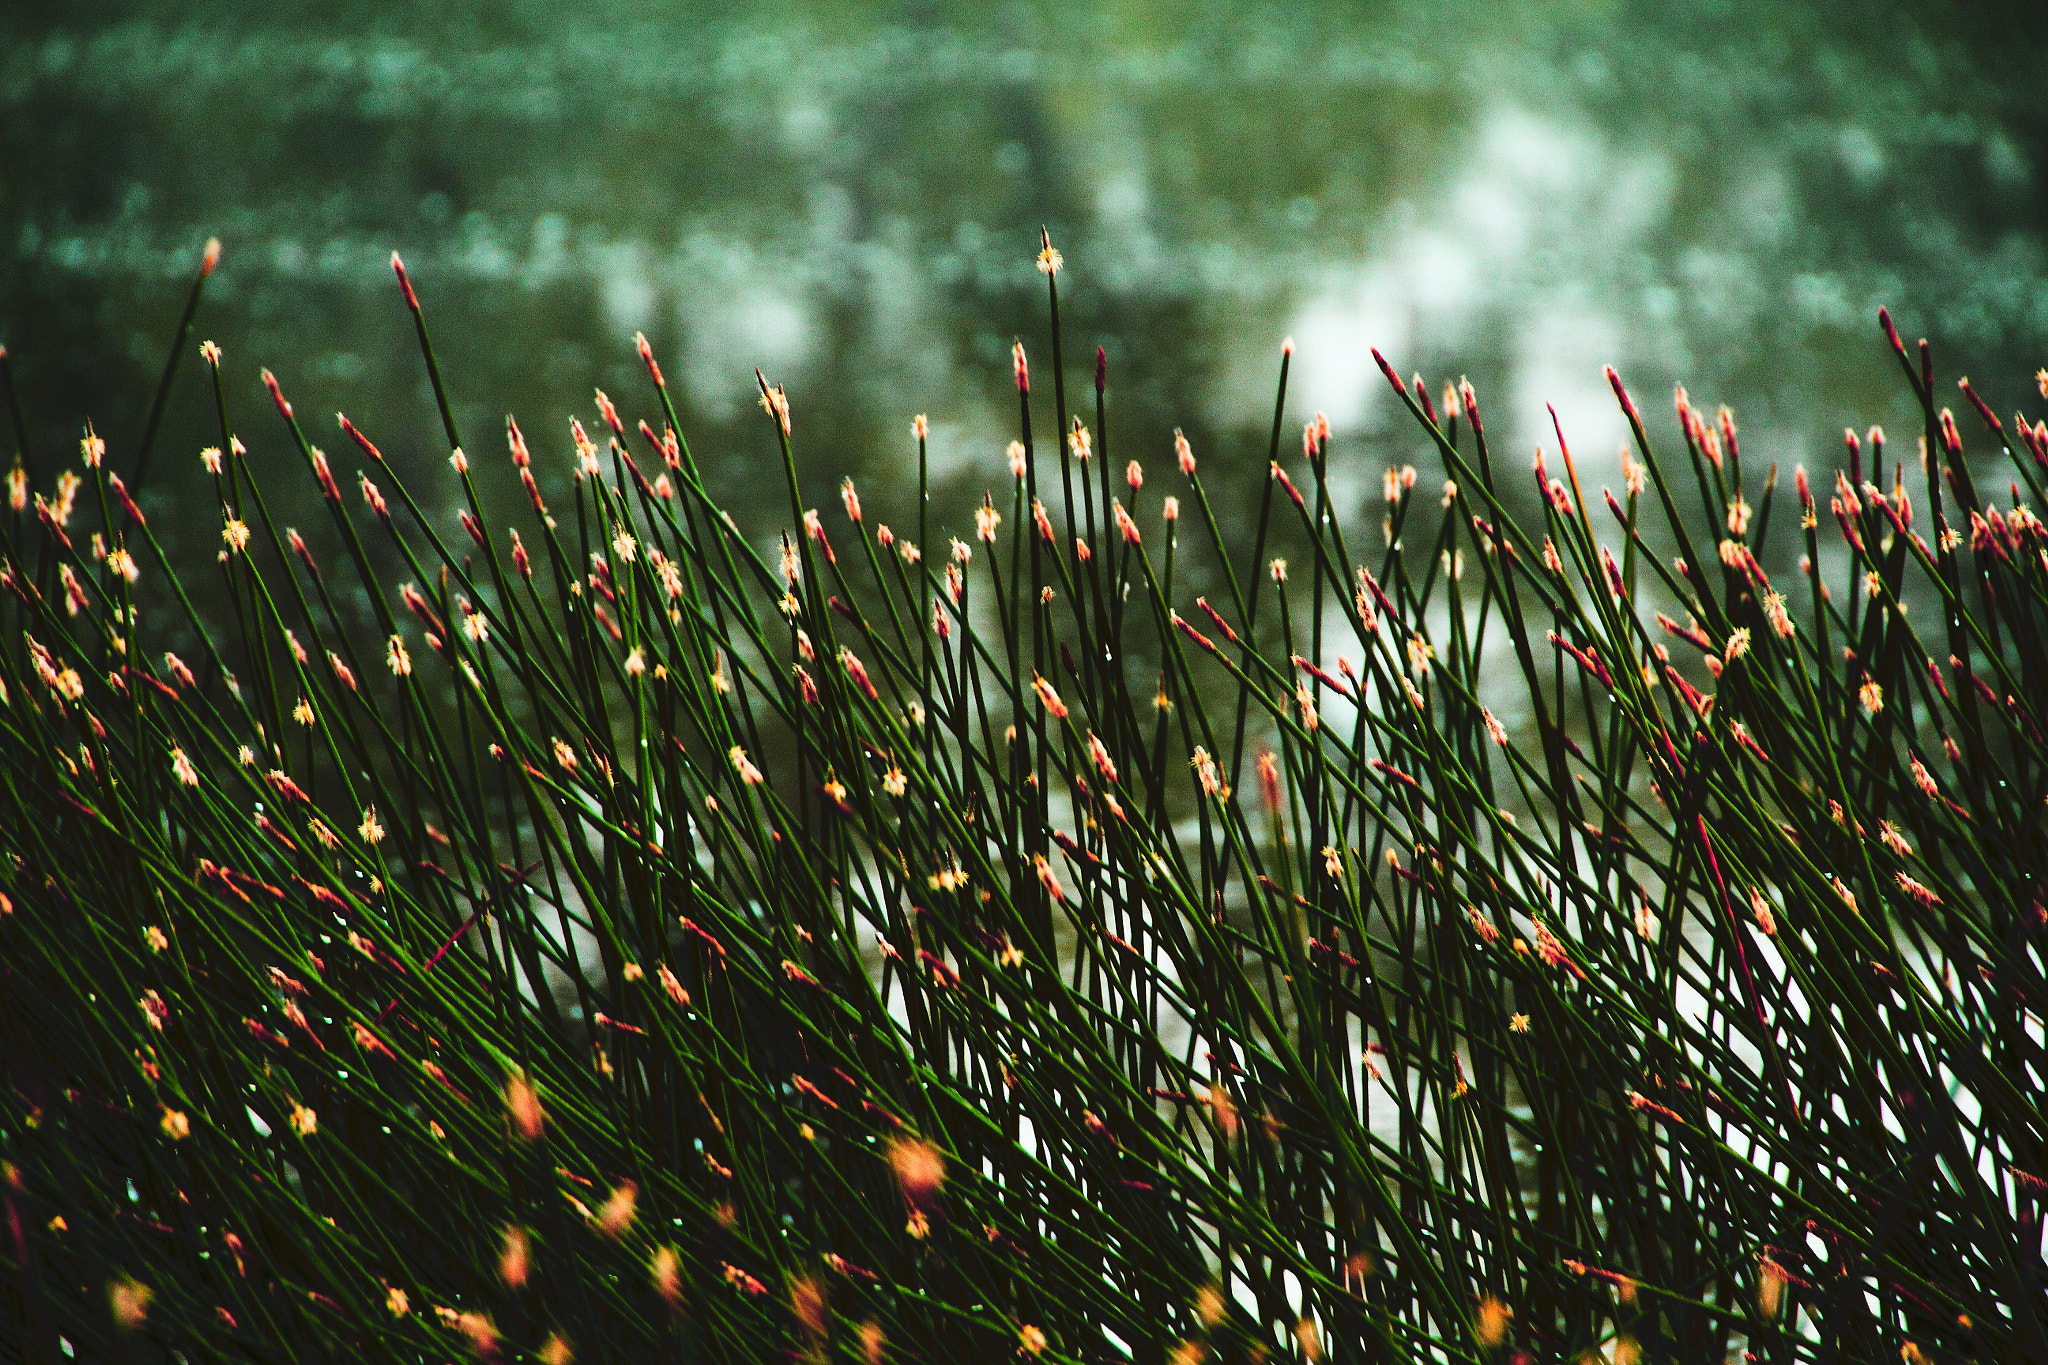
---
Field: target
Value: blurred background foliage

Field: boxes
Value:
[2,0,2046,590]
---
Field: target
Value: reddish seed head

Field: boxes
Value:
[261,369,292,420]
[108,472,146,527]
[338,412,384,463]
[1605,366,1641,427]
[1013,341,1029,392]
[635,331,664,388]
[1412,374,1437,426]
[1112,499,1140,544]
[841,647,878,700]
[1033,853,1066,904]
[1089,733,1119,784]
[499,1226,530,1289]
[310,449,341,502]
[392,251,419,311]
[1957,376,2002,434]
[1257,750,1283,814]
[1196,598,1241,647]
[595,389,623,436]
[887,1138,946,1210]
[1095,346,1106,390]
[501,1064,544,1146]
[1032,673,1067,719]
[1369,347,1403,399]
[201,237,222,277]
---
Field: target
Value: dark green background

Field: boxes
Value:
[4,0,2046,576]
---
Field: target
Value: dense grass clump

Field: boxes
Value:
[2,237,2046,1364]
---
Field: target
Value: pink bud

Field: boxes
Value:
[338,413,384,464]
[262,369,292,420]
[392,251,419,312]
[635,332,665,389]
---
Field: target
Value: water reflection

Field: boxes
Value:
[3,1,2043,584]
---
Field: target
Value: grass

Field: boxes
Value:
[1,234,2045,1364]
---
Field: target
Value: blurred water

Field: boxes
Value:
[3,0,2046,576]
